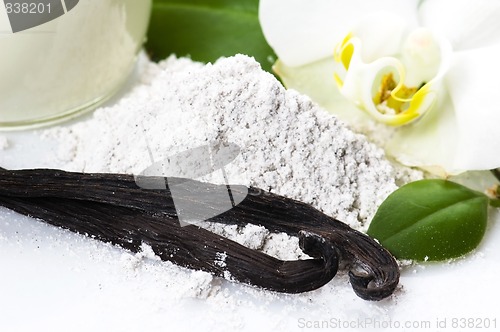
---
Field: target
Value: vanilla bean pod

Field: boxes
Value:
[0,168,399,300]
[0,195,338,293]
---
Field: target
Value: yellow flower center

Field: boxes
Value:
[373,73,419,115]
[333,28,443,126]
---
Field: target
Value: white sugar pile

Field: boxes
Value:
[46,54,420,234]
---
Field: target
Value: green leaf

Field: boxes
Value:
[145,0,276,72]
[367,180,488,261]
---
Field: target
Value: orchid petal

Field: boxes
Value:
[420,0,500,51]
[274,57,372,125]
[344,13,409,63]
[259,0,420,67]
[443,45,500,170]
[400,28,443,86]
[386,92,462,176]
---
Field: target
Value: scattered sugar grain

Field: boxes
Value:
[0,135,9,150]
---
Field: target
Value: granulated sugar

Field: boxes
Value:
[0,135,9,150]
[46,54,420,233]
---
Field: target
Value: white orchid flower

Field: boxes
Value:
[259,0,500,175]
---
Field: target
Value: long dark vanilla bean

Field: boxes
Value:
[0,195,338,294]
[0,168,399,300]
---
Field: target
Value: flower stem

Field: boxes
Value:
[489,198,500,208]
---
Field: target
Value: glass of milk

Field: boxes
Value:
[0,0,151,128]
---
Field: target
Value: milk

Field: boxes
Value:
[0,0,151,127]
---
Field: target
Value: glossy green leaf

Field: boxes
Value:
[146,0,276,72]
[367,180,488,261]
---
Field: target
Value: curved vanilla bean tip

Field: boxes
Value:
[336,232,400,301]
[228,230,340,293]
[348,266,400,301]
[292,231,340,291]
